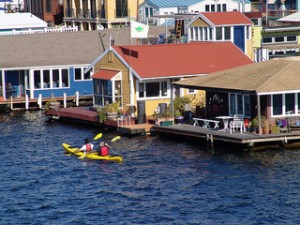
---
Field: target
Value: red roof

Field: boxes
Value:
[113,42,253,79]
[201,11,252,26]
[92,69,119,80]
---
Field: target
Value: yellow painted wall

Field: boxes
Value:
[253,26,262,48]
[246,39,254,60]
[94,52,131,108]
[105,0,144,20]
[191,18,209,27]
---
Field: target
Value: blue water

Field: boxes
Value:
[0,111,300,225]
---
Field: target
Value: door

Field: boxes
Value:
[234,26,245,53]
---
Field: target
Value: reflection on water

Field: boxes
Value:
[0,111,300,225]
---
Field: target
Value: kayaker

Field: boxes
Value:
[98,141,111,156]
[79,138,94,153]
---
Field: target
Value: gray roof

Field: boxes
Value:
[0,26,172,69]
[145,0,203,8]
[173,57,300,94]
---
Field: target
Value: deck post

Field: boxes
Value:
[38,94,42,109]
[63,93,67,108]
[25,95,29,110]
[206,134,214,149]
[75,91,79,106]
[10,96,13,110]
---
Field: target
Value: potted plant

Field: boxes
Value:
[261,116,270,134]
[174,109,184,124]
[105,102,120,121]
[250,116,258,133]
[45,97,60,110]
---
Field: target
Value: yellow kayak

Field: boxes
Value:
[62,143,123,162]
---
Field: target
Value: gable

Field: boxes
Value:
[190,18,210,27]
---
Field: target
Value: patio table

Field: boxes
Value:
[215,116,233,132]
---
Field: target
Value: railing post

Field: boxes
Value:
[38,94,42,109]
[25,95,29,110]
[75,91,79,106]
[63,93,67,108]
[10,96,13,110]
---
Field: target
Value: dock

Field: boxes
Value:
[45,107,154,135]
[150,124,300,150]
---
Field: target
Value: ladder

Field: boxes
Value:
[175,19,183,42]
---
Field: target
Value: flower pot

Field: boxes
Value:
[106,112,118,121]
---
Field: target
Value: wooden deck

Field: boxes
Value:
[45,107,153,135]
[151,124,300,150]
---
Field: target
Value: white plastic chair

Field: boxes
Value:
[230,114,244,134]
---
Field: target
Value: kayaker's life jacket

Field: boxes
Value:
[85,143,92,152]
[100,146,109,156]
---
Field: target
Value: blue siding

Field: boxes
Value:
[33,67,93,98]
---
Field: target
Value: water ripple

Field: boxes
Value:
[0,111,300,224]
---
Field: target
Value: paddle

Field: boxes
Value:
[93,133,103,141]
[111,136,121,142]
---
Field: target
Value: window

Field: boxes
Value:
[263,37,272,43]
[161,82,167,96]
[34,70,41,89]
[139,83,144,98]
[216,27,222,40]
[75,68,82,80]
[275,36,284,42]
[224,27,231,40]
[146,82,159,97]
[251,18,259,25]
[285,93,295,114]
[272,94,283,116]
[287,36,296,42]
[222,4,227,11]
[205,5,209,11]
[46,0,51,13]
[229,93,250,117]
[43,70,50,88]
[188,89,196,94]
[116,0,128,18]
[217,4,221,11]
[62,69,69,87]
[138,81,169,99]
[84,68,92,80]
[52,69,59,88]
[211,5,215,12]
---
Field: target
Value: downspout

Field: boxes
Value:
[129,70,134,105]
[257,93,262,135]
[170,79,174,115]
[1,69,5,99]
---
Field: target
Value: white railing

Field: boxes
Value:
[0,26,78,36]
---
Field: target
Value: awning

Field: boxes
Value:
[92,69,120,80]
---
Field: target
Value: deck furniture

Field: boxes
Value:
[215,116,233,132]
[193,118,220,129]
[229,114,245,134]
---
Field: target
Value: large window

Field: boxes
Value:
[94,79,121,106]
[229,93,250,117]
[116,0,128,18]
[138,81,169,99]
[263,35,297,44]
[33,68,69,89]
[272,93,300,117]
